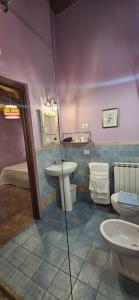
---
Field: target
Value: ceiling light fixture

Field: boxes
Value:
[4,92,20,119]
[4,104,20,119]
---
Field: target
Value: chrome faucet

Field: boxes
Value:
[55,160,64,165]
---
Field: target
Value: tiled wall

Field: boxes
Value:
[36,143,139,205]
[62,143,139,197]
[36,145,61,200]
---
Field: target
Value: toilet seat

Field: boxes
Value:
[111,193,139,224]
[111,193,139,209]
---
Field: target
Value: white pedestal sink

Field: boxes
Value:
[46,162,77,212]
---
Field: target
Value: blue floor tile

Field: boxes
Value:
[78,231,94,245]
[96,292,111,300]
[61,253,84,278]
[86,246,109,267]
[20,280,45,300]
[43,292,57,299]
[22,236,42,252]
[5,269,29,296]
[24,222,48,238]
[46,246,67,268]
[78,261,102,289]
[33,241,54,260]
[92,234,110,251]
[0,259,15,284]
[70,280,97,300]
[57,233,91,259]
[24,223,41,235]
[44,230,63,246]
[13,231,31,245]
[48,270,76,300]
[19,253,42,278]
[0,200,131,300]
[0,241,18,259]
[33,261,58,290]
[56,235,68,251]
[7,246,30,267]
[69,239,91,259]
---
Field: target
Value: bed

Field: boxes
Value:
[0,162,29,189]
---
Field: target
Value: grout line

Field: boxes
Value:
[0,208,114,299]
[5,243,106,298]
[45,266,77,300]
[13,231,32,246]
[46,290,59,300]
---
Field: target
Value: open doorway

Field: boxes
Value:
[0,75,41,245]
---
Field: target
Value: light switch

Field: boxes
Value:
[81,123,88,129]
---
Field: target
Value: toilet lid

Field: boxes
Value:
[111,193,139,208]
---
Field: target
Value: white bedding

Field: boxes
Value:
[0,162,29,189]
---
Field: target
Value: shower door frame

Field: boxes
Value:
[0,74,41,219]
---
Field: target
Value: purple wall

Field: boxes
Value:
[0,0,55,148]
[0,112,26,172]
[55,0,139,142]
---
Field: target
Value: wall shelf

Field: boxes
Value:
[62,142,89,145]
[62,131,91,144]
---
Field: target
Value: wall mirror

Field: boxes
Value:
[40,108,59,146]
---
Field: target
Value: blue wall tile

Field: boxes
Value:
[36,146,61,198]
[62,143,139,195]
[36,143,139,201]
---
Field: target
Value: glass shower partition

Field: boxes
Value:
[36,100,74,299]
[57,101,94,300]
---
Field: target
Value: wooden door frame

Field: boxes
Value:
[0,75,41,219]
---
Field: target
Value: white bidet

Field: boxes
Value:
[100,219,139,283]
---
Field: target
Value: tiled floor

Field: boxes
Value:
[0,200,139,300]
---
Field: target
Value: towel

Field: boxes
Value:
[89,162,109,174]
[89,172,108,194]
[118,191,139,207]
[91,191,108,199]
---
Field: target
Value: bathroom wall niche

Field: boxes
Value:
[40,108,59,146]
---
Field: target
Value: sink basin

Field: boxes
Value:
[46,162,77,177]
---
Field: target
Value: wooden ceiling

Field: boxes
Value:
[50,0,79,14]
[0,85,19,111]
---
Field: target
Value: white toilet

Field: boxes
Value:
[111,193,139,224]
[100,219,139,283]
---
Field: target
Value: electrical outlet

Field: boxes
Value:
[81,123,88,129]
[83,149,90,155]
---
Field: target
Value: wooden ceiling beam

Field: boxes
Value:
[0,87,19,104]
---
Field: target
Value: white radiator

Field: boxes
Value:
[114,162,139,194]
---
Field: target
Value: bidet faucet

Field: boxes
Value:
[55,160,64,165]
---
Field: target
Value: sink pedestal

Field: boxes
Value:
[59,175,72,211]
[46,162,77,212]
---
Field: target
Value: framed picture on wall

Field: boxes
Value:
[102,108,118,128]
